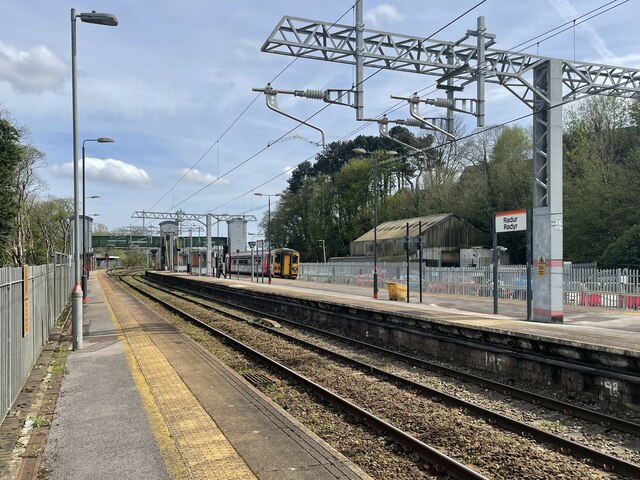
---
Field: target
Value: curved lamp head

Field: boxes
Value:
[79,11,118,27]
[96,137,114,143]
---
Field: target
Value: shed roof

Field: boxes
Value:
[353,213,454,242]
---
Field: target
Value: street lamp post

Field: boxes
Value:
[71,8,118,350]
[82,138,113,304]
[254,192,283,285]
[353,148,397,299]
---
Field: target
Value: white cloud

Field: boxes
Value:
[51,157,151,187]
[0,41,66,93]
[178,168,231,186]
[365,4,403,26]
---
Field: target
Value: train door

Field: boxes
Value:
[273,251,281,277]
[291,251,299,278]
[283,252,291,278]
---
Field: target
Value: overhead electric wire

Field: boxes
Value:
[211,161,305,212]
[170,0,489,211]
[513,0,628,55]
[209,0,631,212]
[145,3,356,213]
[169,0,629,217]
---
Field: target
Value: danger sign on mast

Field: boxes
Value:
[495,209,527,233]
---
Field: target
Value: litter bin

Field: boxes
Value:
[386,282,407,301]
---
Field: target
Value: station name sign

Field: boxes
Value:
[495,209,527,233]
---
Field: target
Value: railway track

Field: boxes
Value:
[138,274,640,435]
[123,274,640,478]
[118,274,487,479]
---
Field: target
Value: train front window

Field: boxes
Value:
[275,252,282,264]
[292,255,298,265]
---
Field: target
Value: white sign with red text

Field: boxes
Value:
[495,209,527,233]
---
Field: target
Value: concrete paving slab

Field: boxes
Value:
[40,275,169,480]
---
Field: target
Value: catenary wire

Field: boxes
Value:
[208,0,626,214]
[170,0,489,211]
[144,3,356,213]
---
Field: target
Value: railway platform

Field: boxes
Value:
[2,270,369,480]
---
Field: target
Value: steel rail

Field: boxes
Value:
[140,274,640,436]
[119,276,488,480]
[133,275,640,478]
[149,274,640,386]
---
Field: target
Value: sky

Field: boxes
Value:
[0,0,638,238]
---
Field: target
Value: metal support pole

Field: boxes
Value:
[82,143,87,304]
[355,0,364,121]
[373,156,378,299]
[476,16,486,127]
[493,213,498,315]
[418,221,423,303]
[251,248,255,282]
[261,241,264,283]
[533,59,564,323]
[268,198,272,285]
[217,218,221,276]
[71,9,83,350]
[527,208,533,321]
[405,222,410,304]
[206,214,212,276]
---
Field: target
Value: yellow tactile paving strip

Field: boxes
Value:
[98,273,256,480]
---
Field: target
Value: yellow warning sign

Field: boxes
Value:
[538,257,546,276]
[23,265,29,336]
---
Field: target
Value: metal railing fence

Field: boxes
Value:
[1,256,73,424]
[299,263,640,310]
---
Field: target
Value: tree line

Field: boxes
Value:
[2,97,638,268]
[263,97,640,268]
[0,106,72,267]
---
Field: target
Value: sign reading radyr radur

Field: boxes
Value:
[495,209,527,233]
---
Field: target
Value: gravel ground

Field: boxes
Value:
[285,326,640,465]
[126,279,631,479]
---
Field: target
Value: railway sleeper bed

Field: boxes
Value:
[146,271,640,412]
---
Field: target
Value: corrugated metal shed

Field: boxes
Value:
[353,213,451,242]
[350,213,488,261]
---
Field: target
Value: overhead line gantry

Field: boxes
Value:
[131,210,257,276]
[257,1,640,323]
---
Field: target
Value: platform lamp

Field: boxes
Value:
[82,138,113,304]
[254,192,283,284]
[71,8,118,351]
[352,148,397,299]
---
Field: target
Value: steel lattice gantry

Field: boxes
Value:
[261,13,640,323]
[131,210,257,276]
